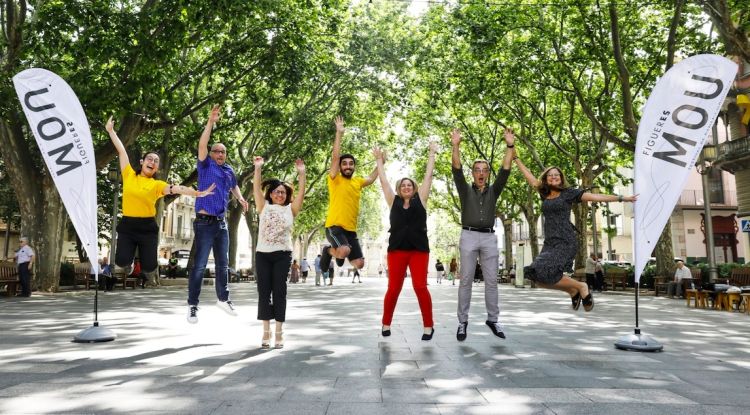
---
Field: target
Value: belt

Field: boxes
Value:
[196,213,224,221]
[462,226,495,233]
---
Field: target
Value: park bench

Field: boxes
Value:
[238,269,254,282]
[0,261,19,296]
[728,267,750,287]
[605,267,628,291]
[655,267,702,297]
[73,262,95,290]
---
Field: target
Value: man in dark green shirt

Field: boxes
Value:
[451,127,515,341]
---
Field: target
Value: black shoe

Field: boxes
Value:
[422,327,435,341]
[485,320,506,339]
[571,293,582,311]
[583,293,594,312]
[382,326,391,336]
[320,246,332,272]
[335,258,345,267]
[456,322,468,341]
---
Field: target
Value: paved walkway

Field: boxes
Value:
[1,278,749,414]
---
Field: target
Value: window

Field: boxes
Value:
[708,168,724,204]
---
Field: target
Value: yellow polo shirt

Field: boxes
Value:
[325,174,365,232]
[121,164,168,217]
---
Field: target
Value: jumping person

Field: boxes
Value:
[373,143,437,341]
[318,116,378,275]
[451,128,514,341]
[253,156,306,349]
[514,155,637,312]
[105,117,215,289]
[186,105,249,324]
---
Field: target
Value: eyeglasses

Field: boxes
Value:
[272,189,287,195]
[143,156,160,163]
[210,149,226,154]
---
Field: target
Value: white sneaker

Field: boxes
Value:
[187,306,198,324]
[216,300,238,316]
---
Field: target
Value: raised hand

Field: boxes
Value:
[253,156,264,168]
[428,141,439,154]
[105,116,115,133]
[450,128,461,146]
[334,116,345,134]
[504,127,515,146]
[197,183,217,197]
[208,104,221,124]
[295,158,305,173]
[372,147,383,160]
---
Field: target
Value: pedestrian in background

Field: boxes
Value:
[13,237,34,297]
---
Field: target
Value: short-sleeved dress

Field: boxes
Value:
[524,187,585,285]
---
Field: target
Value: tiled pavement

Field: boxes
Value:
[1,277,749,414]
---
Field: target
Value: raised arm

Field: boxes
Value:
[163,183,217,198]
[513,156,541,188]
[451,128,462,169]
[329,116,344,179]
[581,192,638,203]
[253,156,265,213]
[362,164,379,187]
[291,159,306,216]
[198,104,221,162]
[105,116,130,171]
[418,141,438,204]
[502,127,515,170]
[373,148,395,206]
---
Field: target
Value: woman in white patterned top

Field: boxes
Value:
[253,156,305,349]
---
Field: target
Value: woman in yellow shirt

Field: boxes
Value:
[106,117,215,286]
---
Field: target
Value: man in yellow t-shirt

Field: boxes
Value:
[319,116,377,281]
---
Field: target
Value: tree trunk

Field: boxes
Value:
[227,201,243,269]
[521,189,541,259]
[26,176,67,292]
[654,218,676,283]
[573,203,588,270]
[245,203,259,274]
[501,215,513,271]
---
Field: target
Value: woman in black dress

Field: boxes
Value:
[514,157,637,311]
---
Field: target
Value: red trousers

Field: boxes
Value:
[382,250,433,327]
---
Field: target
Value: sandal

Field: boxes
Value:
[571,293,582,311]
[274,330,284,349]
[582,293,594,312]
[261,330,271,350]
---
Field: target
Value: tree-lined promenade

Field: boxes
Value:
[1,0,748,292]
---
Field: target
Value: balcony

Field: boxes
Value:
[715,134,750,174]
[677,189,737,208]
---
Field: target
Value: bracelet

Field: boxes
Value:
[507,144,515,148]
[617,195,623,202]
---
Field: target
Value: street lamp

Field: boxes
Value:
[108,163,120,266]
[697,143,719,282]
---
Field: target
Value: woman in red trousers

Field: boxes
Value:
[373,142,437,341]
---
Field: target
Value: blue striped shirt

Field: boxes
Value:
[195,156,237,217]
